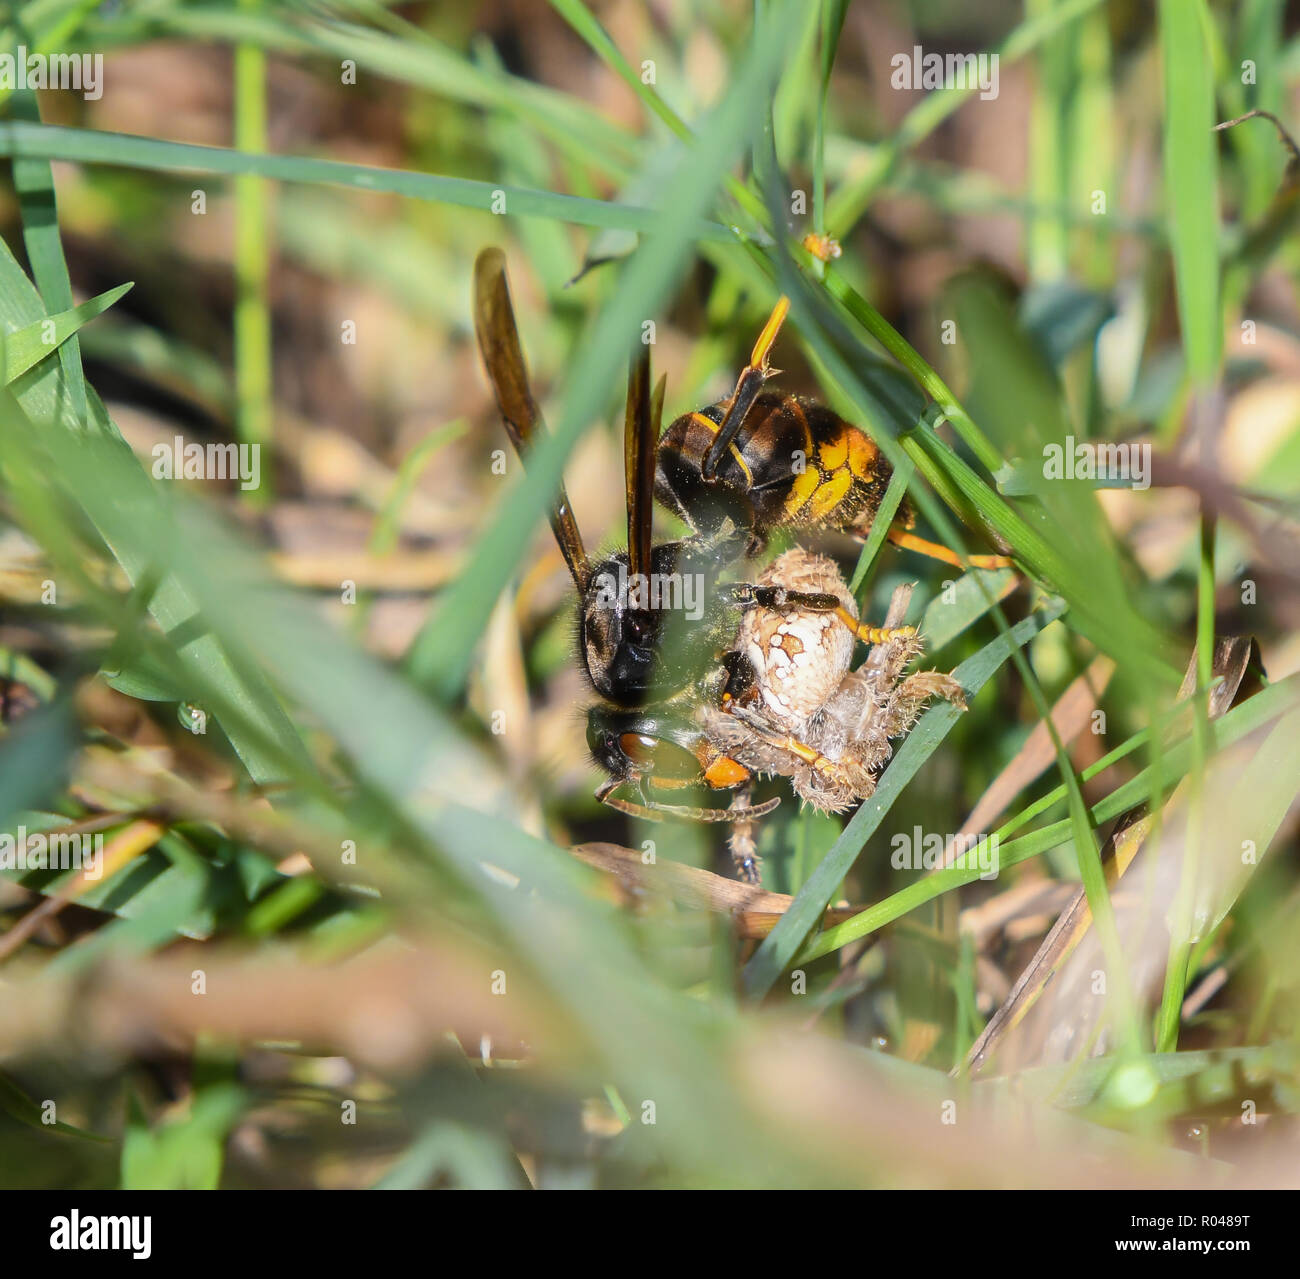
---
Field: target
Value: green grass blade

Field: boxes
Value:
[0,0,101,108]
[825,0,1107,237]
[8,91,88,426]
[1155,0,1224,1051]
[0,234,311,782]
[0,1070,110,1142]
[919,567,1019,653]
[547,0,690,142]
[1027,0,1072,281]
[547,0,773,236]
[812,0,850,249]
[369,420,468,556]
[796,674,1300,965]
[88,4,641,177]
[847,456,912,597]
[2,282,132,384]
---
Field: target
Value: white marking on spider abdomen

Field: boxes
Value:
[737,549,857,728]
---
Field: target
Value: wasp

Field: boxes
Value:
[472,249,972,882]
[473,251,851,873]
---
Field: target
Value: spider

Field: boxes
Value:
[702,549,967,877]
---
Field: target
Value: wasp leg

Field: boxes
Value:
[726,784,762,884]
[832,609,917,647]
[727,582,840,612]
[702,296,791,481]
[727,584,917,647]
[594,777,779,824]
[886,527,1012,571]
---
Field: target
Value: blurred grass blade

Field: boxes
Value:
[548,0,690,142]
[372,1121,525,1190]
[234,0,273,502]
[369,420,468,555]
[1156,0,1223,1051]
[812,0,850,243]
[0,1071,109,1142]
[0,237,310,782]
[1158,0,1222,388]
[919,568,1020,653]
[547,0,774,253]
[0,121,728,238]
[121,1084,245,1190]
[826,0,1107,237]
[113,5,641,177]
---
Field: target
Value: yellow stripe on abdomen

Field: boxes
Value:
[783,465,822,520]
[806,469,853,521]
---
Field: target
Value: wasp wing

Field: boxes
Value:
[473,247,590,593]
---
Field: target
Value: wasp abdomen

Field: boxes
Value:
[656,392,909,542]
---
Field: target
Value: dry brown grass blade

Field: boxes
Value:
[4,939,1286,1189]
[0,940,567,1072]
[74,748,344,866]
[268,549,459,591]
[734,1025,1275,1189]
[0,819,165,963]
[569,841,862,938]
[960,636,1260,1077]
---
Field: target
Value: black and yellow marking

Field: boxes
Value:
[783,417,882,525]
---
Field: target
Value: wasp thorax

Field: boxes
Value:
[736,548,858,726]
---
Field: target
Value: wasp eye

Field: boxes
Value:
[624,612,652,644]
[617,732,700,781]
[618,732,659,764]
